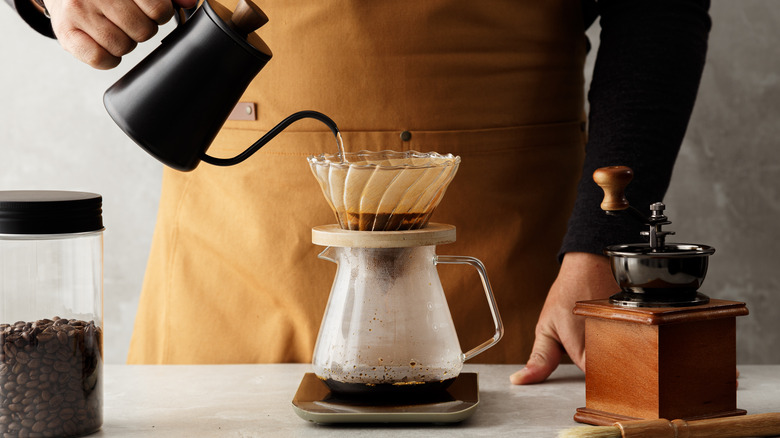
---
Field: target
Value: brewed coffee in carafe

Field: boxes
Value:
[312,244,463,396]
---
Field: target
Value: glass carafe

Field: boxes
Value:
[311,224,503,397]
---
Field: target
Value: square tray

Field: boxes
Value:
[292,372,479,424]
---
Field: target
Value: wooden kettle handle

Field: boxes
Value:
[593,166,633,211]
[229,0,269,37]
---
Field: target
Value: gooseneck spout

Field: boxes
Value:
[201,110,340,167]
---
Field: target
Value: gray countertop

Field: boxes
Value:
[92,364,779,437]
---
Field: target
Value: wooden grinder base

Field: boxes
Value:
[573,298,748,426]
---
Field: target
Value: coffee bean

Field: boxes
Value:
[51,362,69,374]
[3,344,16,358]
[55,332,67,346]
[0,318,102,437]
[30,421,45,434]
[34,332,52,343]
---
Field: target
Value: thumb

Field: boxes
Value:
[510,333,563,385]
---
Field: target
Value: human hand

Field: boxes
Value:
[510,252,619,385]
[44,0,198,69]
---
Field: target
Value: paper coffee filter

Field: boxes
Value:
[307,150,460,231]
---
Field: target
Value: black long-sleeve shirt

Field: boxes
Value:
[563,0,710,257]
[4,0,711,258]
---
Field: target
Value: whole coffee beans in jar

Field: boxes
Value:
[1,318,103,438]
[0,191,104,437]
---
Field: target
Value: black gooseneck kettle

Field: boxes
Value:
[103,0,339,172]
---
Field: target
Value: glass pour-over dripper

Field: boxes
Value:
[307,150,460,231]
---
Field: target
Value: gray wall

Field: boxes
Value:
[1,1,778,364]
[665,2,780,364]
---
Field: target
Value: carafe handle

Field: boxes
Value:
[434,255,504,361]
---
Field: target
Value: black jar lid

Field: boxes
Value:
[0,191,103,234]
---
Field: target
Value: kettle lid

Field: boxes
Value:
[204,0,272,60]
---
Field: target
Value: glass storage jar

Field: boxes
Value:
[0,191,104,438]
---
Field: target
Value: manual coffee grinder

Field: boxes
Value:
[292,150,504,423]
[573,166,748,425]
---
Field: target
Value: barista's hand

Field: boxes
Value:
[42,0,198,69]
[510,252,619,385]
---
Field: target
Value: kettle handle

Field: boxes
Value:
[202,110,340,167]
[173,3,199,26]
[434,255,504,361]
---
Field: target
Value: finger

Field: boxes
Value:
[133,0,175,26]
[102,1,160,43]
[58,28,122,70]
[52,5,139,58]
[510,334,563,385]
[87,21,138,59]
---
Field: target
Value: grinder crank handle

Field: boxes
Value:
[434,256,504,361]
[593,166,633,211]
[593,166,649,224]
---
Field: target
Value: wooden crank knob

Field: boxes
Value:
[593,166,633,211]
[229,0,269,37]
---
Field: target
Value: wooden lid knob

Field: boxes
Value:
[593,166,633,211]
[229,0,269,37]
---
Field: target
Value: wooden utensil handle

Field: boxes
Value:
[593,166,633,211]
[618,413,780,438]
[229,0,269,37]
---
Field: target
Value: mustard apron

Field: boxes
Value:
[128,0,587,364]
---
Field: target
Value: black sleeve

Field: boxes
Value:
[559,0,711,258]
[5,0,55,38]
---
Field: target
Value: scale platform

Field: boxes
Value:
[292,372,479,424]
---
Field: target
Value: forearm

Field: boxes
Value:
[561,0,711,257]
